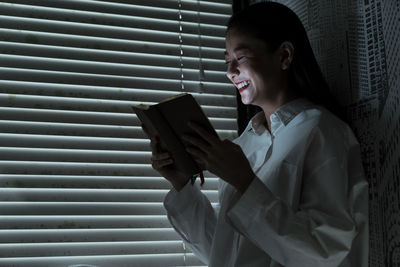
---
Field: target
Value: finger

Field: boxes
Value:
[188,121,220,146]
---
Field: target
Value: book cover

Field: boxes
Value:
[133,93,217,179]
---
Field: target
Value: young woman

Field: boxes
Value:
[145,2,368,266]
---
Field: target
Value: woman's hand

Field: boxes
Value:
[142,125,190,191]
[182,122,255,194]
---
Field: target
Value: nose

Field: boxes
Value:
[226,61,239,81]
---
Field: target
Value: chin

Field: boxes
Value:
[239,91,252,105]
[240,96,252,105]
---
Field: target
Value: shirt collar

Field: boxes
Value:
[248,98,314,136]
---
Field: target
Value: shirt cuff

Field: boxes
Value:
[227,176,278,231]
[164,180,203,217]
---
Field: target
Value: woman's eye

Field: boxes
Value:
[237,56,245,61]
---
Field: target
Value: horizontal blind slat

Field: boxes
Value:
[0,121,237,140]
[0,175,219,190]
[0,41,227,71]
[0,80,235,107]
[1,67,233,94]
[104,0,232,14]
[0,253,204,267]
[0,202,217,215]
[0,215,174,229]
[0,202,167,215]
[0,54,228,83]
[0,105,236,121]
[0,133,152,151]
[0,106,237,130]
[0,161,159,176]
[0,120,146,138]
[0,147,153,163]
[0,228,181,243]
[0,188,218,202]
[0,120,238,140]
[0,241,187,257]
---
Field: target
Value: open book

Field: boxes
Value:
[133,93,218,185]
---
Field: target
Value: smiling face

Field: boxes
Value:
[225,28,289,108]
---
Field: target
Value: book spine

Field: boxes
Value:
[134,108,161,141]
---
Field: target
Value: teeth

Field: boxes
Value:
[237,81,249,89]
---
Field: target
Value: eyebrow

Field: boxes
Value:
[224,44,251,56]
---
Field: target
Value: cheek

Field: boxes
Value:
[247,66,267,86]
[247,60,268,75]
[254,65,277,87]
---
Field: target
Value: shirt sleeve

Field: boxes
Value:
[226,126,367,267]
[164,181,217,265]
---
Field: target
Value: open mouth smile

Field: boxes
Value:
[235,80,250,93]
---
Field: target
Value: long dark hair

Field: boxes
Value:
[227,2,345,121]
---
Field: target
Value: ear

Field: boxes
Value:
[279,41,294,70]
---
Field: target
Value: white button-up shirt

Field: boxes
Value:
[164,98,368,267]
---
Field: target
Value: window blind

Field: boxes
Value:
[0,1,235,266]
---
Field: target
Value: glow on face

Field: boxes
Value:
[225,29,283,107]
